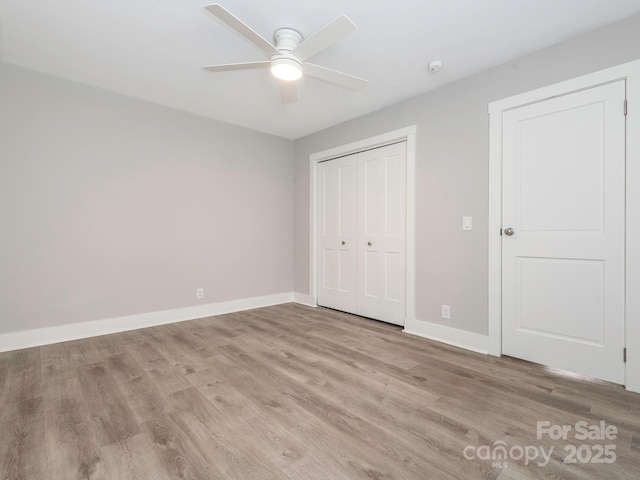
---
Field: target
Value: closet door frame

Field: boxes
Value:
[309,126,417,326]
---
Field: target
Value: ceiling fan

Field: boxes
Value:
[202,4,368,103]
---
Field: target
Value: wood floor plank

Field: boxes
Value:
[101,434,171,480]
[4,348,42,401]
[140,413,223,480]
[78,363,141,447]
[169,386,285,479]
[186,368,306,470]
[280,455,353,480]
[106,352,146,384]
[43,376,105,480]
[125,342,191,395]
[0,351,10,389]
[0,396,47,480]
[0,349,47,480]
[139,327,211,375]
[40,342,77,385]
[63,338,107,368]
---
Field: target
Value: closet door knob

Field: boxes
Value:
[368,241,373,246]
[341,241,346,245]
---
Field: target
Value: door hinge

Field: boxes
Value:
[624,99,627,116]
[624,347,627,363]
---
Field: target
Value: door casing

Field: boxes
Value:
[488,59,640,392]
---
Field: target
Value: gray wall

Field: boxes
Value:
[293,14,640,335]
[0,62,294,335]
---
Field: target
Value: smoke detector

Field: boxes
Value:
[428,60,443,73]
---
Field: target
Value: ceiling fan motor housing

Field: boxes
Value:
[273,28,303,52]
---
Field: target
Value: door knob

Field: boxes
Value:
[504,227,515,236]
[368,241,373,246]
[341,241,346,245]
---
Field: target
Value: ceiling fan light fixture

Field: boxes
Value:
[271,57,303,81]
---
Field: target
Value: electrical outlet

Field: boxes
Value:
[196,288,204,299]
[441,304,451,319]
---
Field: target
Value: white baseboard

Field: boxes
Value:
[293,292,316,307]
[403,318,489,354]
[0,292,294,353]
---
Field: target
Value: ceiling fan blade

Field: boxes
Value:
[204,4,279,57]
[202,61,270,73]
[291,15,357,62]
[304,63,368,90]
[279,82,298,104]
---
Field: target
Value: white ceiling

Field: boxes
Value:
[2,1,640,139]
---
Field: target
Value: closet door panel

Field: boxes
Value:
[357,142,407,325]
[317,154,358,313]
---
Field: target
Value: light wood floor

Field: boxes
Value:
[1,303,639,479]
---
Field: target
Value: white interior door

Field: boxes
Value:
[317,142,406,326]
[501,80,626,383]
[357,142,407,324]
[317,154,358,313]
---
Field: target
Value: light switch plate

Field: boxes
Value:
[463,216,472,231]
